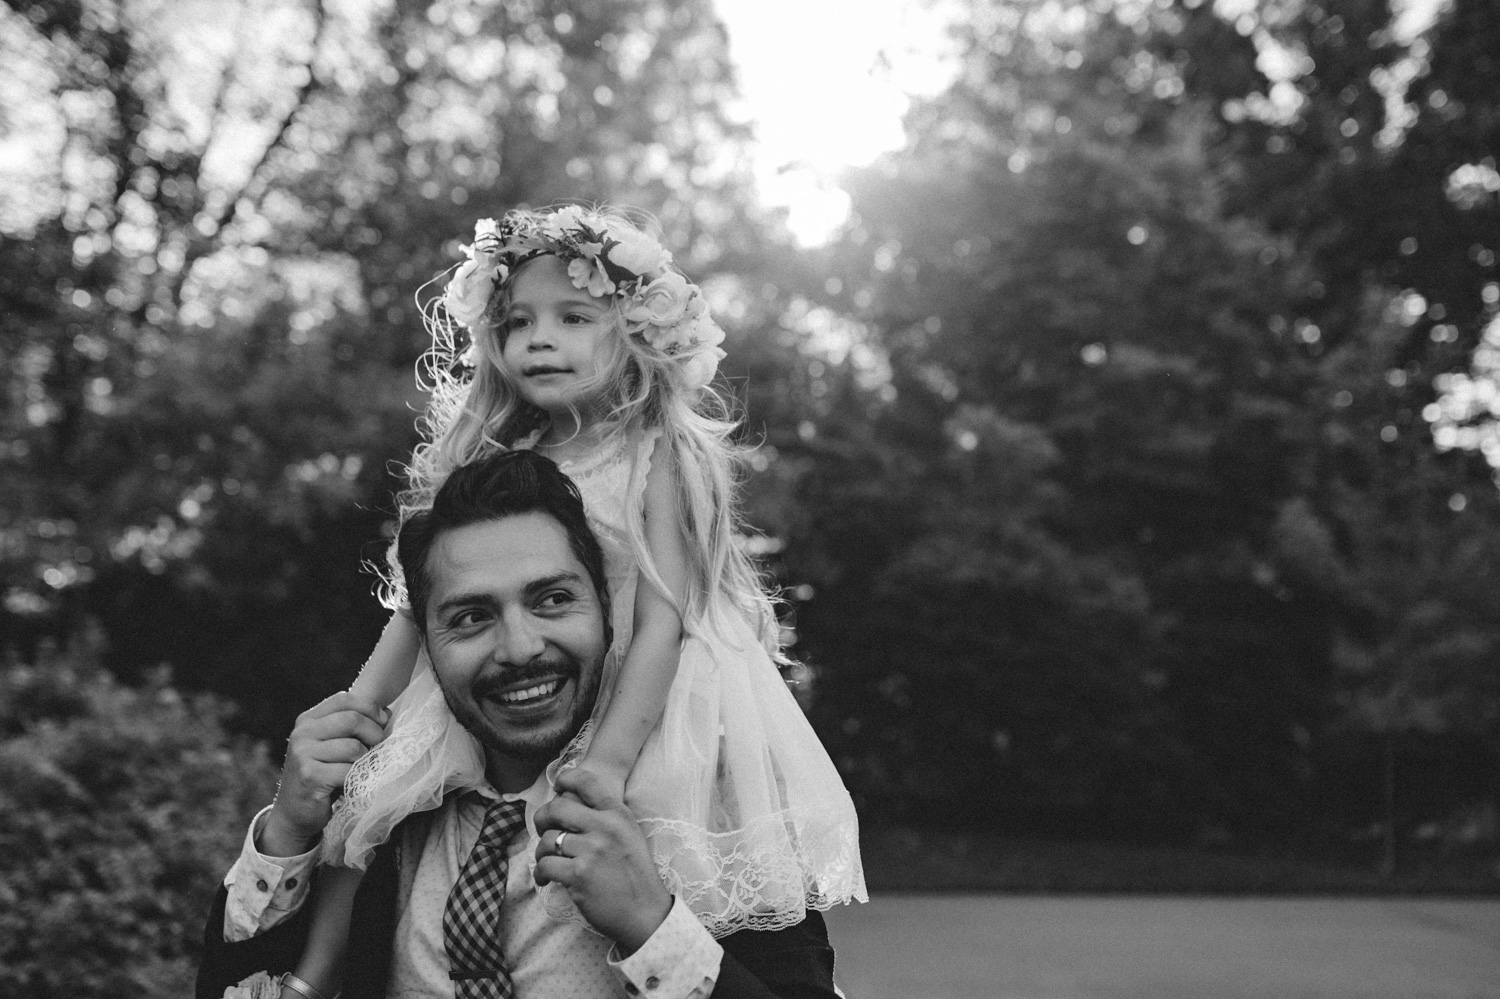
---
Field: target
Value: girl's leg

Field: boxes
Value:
[285,865,362,997]
[349,611,421,705]
[286,611,419,997]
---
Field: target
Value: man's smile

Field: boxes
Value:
[474,665,577,717]
[494,676,566,706]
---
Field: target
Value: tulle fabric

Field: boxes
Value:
[322,649,485,869]
[533,607,868,935]
[323,429,867,935]
[536,429,865,935]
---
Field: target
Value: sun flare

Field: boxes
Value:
[712,0,957,245]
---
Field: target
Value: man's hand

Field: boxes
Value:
[533,767,672,954]
[258,691,388,858]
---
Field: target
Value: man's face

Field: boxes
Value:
[422,512,607,789]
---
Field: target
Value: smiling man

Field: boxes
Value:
[195,450,840,999]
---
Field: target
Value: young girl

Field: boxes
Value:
[288,205,865,996]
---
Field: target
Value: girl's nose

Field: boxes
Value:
[526,318,557,350]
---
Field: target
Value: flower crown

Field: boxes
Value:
[441,205,726,392]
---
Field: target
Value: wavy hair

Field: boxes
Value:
[388,207,782,657]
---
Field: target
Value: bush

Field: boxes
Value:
[0,640,278,998]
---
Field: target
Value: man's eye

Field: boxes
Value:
[537,590,573,610]
[450,609,488,628]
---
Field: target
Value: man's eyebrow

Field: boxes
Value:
[525,571,587,596]
[433,591,492,616]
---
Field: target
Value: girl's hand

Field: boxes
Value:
[566,758,629,805]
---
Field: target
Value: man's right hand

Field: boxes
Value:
[258,691,389,857]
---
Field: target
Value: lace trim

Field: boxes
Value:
[322,659,485,869]
[532,802,867,938]
[645,807,868,936]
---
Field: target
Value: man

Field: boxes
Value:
[196,451,839,999]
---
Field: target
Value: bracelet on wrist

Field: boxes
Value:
[279,972,340,999]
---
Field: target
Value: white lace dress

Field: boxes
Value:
[326,430,866,937]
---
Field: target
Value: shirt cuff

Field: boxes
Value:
[221,805,321,942]
[609,896,722,999]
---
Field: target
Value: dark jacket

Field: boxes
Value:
[195,832,839,999]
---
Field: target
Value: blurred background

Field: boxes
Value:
[1,0,1497,995]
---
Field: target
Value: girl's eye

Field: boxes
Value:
[564,312,593,325]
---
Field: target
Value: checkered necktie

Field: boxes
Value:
[443,795,529,999]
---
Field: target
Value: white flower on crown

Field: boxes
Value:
[625,271,694,328]
[680,307,726,351]
[568,256,615,298]
[473,217,502,254]
[679,343,726,391]
[605,221,672,276]
[541,204,592,240]
[641,295,723,362]
[443,248,507,329]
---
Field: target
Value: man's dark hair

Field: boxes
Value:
[398,450,609,633]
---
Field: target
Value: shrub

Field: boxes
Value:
[0,642,278,997]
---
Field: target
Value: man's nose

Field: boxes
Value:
[495,609,546,663]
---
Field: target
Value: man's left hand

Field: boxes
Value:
[533,767,672,953]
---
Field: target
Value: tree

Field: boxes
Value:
[1178,0,1500,857]
[774,0,1500,853]
[0,0,771,739]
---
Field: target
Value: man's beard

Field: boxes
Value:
[440,654,599,766]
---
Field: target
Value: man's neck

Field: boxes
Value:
[485,751,548,795]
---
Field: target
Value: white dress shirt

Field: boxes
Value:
[222,775,722,999]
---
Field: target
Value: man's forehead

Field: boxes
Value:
[427,512,586,597]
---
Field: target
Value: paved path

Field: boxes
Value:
[823,895,1500,999]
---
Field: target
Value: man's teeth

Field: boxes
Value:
[496,678,564,704]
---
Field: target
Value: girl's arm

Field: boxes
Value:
[579,450,689,794]
[348,609,421,707]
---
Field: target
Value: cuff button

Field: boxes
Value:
[286,877,298,889]
[255,879,269,892]
[646,976,660,990]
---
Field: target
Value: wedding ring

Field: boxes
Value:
[554,830,569,856]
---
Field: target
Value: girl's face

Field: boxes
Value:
[499,255,614,420]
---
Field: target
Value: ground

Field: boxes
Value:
[824,895,1500,999]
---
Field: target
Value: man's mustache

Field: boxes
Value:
[471,658,579,698]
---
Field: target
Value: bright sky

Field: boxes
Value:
[715,0,1450,246]
[711,0,957,245]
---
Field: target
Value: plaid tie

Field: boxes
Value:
[443,795,530,999]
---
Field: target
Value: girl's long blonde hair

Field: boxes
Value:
[390,209,782,657]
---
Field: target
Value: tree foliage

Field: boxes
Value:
[1,0,769,737]
[762,0,1500,848]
